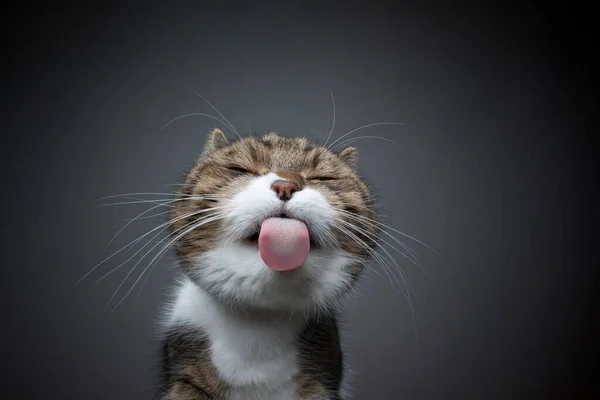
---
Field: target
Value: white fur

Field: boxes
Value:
[170,279,302,400]
[164,172,356,399]
[189,172,354,312]
[224,172,333,245]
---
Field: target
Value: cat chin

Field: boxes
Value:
[188,243,356,313]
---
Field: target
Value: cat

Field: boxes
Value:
[157,128,380,399]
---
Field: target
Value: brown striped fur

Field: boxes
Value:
[158,129,379,399]
[170,129,378,269]
[160,314,345,400]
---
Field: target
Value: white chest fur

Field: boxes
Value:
[168,279,305,400]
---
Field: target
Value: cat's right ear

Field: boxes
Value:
[203,128,229,154]
[338,146,358,169]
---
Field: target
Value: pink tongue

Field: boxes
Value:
[259,218,310,271]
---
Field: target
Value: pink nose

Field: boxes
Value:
[270,180,300,201]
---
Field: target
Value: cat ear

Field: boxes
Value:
[204,128,229,154]
[338,146,358,168]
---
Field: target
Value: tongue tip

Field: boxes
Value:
[258,217,310,271]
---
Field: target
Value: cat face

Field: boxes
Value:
[170,129,378,313]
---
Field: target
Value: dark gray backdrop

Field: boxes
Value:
[2,2,597,399]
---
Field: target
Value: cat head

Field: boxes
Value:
[170,129,379,313]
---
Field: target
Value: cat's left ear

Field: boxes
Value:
[338,146,358,169]
[204,128,229,154]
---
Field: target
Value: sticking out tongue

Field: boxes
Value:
[259,217,310,271]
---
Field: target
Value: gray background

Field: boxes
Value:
[1,2,597,399]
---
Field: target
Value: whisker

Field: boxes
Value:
[160,113,233,134]
[335,221,419,339]
[322,90,336,147]
[130,213,221,292]
[335,218,419,299]
[183,81,243,140]
[109,213,226,311]
[330,201,383,215]
[95,209,222,284]
[76,206,224,286]
[100,195,222,207]
[331,206,442,258]
[336,216,427,282]
[326,122,408,151]
[293,209,340,251]
[103,197,190,252]
[105,212,223,308]
[244,77,252,135]
[122,208,172,222]
[99,199,175,207]
[96,223,172,284]
[330,135,401,152]
[333,208,426,271]
[100,192,224,200]
[222,227,241,253]
[136,259,180,297]
[334,224,408,315]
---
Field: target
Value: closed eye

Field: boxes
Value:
[309,177,337,183]
[226,166,255,175]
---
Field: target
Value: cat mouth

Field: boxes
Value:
[242,213,320,249]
